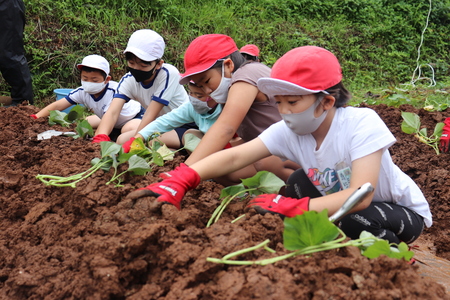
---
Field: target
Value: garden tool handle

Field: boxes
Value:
[328,182,374,223]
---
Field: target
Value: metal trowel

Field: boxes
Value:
[328,182,374,223]
[37,130,77,140]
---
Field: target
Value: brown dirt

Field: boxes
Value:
[1,103,449,300]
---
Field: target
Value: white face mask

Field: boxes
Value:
[81,81,107,95]
[281,96,328,135]
[189,95,211,114]
[209,64,231,104]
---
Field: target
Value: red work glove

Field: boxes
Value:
[439,118,450,153]
[122,137,136,153]
[30,114,38,119]
[126,163,201,210]
[92,134,111,143]
[247,194,310,218]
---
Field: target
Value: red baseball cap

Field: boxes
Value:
[179,34,238,85]
[257,46,342,97]
[240,44,260,57]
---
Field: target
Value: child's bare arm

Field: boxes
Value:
[35,99,72,118]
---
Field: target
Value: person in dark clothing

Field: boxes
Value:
[0,0,33,106]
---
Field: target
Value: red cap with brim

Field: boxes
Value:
[257,46,342,98]
[179,34,238,85]
[240,44,260,57]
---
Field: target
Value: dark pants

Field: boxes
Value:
[0,0,33,104]
[285,168,424,244]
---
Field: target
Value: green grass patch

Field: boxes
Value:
[0,0,448,109]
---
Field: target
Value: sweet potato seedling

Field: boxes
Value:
[207,210,414,265]
[401,111,444,155]
[36,137,175,188]
[206,171,285,227]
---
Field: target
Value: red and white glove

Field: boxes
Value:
[122,137,136,153]
[126,163,201,210]
[92,134,111,143]
[247,194,310,218]
[439,118,450,153]
[30,114,38,119]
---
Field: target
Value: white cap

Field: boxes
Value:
[124,29,165,61]
[77,54,110,75]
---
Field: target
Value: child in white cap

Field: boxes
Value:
[31,54,144,139]
[93,29,190,144]
[127,45,431,245]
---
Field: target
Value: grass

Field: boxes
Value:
[0,0,448,110]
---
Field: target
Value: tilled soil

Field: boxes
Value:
[0,103,449,299]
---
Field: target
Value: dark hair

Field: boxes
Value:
[125,52,159,66]
[210,50,246,72]
[241,53,258,62]
[80,66,107,79]
[322,82,352,108]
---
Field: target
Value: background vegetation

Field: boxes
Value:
[1,0,449,108]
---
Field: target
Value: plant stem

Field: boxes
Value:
[36,159,111,188]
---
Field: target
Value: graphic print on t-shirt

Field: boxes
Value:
[306,167,341,194]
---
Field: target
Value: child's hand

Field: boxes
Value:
[247,194,310,218]
[126,163,200,210]
[122,137,136,153]
[92,134,111,143]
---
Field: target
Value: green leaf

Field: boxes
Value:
[128,155,152,175]
[433,122,444,138]
[100,141,122,158]
[48,110,71,127]
[129,137,152,157]
[361,240,414,261]
[91,157,112,172]
[283,210,339,251]
[75,119,94,139]
[400,111,420,134]
[184,133,202,152]
[152,151,164,166]
[66,109,80,122]
[220,184,246,199]
[419,127,427,137]
[241,171,285,196]
[117,151,135,164]
[156,144,175,161]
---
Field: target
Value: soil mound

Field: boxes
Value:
[0,103,449,299]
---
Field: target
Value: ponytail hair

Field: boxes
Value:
[325,82,352,107]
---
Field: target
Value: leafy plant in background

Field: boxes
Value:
[206,210,414,265]
[401,111,444,155]
[3,0,447,105]
[36,137,174,188]
[206,171,285,227]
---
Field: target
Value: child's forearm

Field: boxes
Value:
[36,100,69,118]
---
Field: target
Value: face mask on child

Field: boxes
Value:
[281,96,328,136]
[209,64,231,104]
[189,95,212,114]
[81,81,107,94]
[127,64,158,83]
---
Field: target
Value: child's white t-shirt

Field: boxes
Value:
[259,106,432,227]
[114,63,188,115]
[66,81,142,128]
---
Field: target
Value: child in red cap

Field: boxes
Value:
[177,34,295,186]
[128,45,431,245]
[240,44,260,62]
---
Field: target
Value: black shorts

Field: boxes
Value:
[174,122,199,145]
